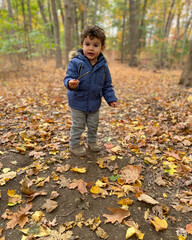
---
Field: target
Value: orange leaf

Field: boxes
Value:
[69,179,88,195]
[103,207,130,224]
[186,222,192,235]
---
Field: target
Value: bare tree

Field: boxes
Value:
[121,0,128,63]
[160,0,175,67]
[51,0,63,68]
[138,0,148,49]
[92,0,98,25]
[64,0,74,65]
[179,41,192,87]
[129,0,138,66]
[83,0,89,28]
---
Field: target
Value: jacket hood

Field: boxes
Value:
[69,49,105,63]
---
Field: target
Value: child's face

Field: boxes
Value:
[81,36,105,65]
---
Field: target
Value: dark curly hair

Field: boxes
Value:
[81,26,106,46]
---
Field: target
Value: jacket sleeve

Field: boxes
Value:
[102,65,117,104]
[63,60,80,90]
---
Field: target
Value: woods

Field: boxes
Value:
[0,0,192,76]
[0,1,192,240]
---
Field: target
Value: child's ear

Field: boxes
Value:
[101,45,106,52]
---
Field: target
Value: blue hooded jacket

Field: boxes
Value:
[64,50,117,113]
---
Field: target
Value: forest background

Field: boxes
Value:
[0,0,192,75]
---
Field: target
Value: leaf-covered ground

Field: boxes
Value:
[0,60,192,240]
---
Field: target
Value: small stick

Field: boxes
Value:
[77,71,90,80]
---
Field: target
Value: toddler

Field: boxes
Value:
[64,25,117,156]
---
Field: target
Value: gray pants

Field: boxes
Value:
[70,108,99,148]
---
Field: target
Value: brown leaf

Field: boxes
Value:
[20,176,35,195]
[137,193,159,205]
[58,175,70,188]
[120,165,142,184]
[56,164,70,173]
[4,203,33,229]
[154,176,167,187]
[26,191,47,202]
[69,179,88,195]
[103,207,130,224]
[29,150,46,159]
[41,199,58,213]
[50,191,60,199]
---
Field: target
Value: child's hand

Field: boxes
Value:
[68,79,80,89]
[109,101,117,107]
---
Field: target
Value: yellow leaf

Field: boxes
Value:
[7,189,16,197]
[71,167,86,173]
[150,217,168,231]
[2,168,10,173]
[178,236,186,240]
[163,193,167,198]
[126,227,136,239]
[135,229,145,239]
[95,180,106,187]
[187,95,192,102]
[19,226,51,237]
[118,198,133,206]
[110,155,116,161]
[32,211,45,222]
[90,186,100,194]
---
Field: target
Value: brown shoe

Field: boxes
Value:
[69,145,86,156]
[88,142,101,152]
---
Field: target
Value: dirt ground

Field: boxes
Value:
[0,146,191,240]
[0,61,192,240]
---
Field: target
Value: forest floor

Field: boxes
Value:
[0,59,192,240]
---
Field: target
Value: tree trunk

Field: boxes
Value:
[160,0,175,67]
[179,41,192,87]
[51,0,63,68]
[64,0,74,65]
[138,0,148,49]
[83,0,89,28]
[129,0,138,66]
[121,0,128,63]
[27,0,32,31]
[92,0,98,25]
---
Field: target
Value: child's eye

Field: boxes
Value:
[85,43,90,46]
[94,45,98,47]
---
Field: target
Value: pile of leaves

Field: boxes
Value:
[0,60,192,240]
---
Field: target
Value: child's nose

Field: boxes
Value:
[89,45,94,50]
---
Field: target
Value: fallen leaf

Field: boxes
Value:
[20,176,35,195]
[41,199,58,213]
[120,165,142,184]
[58,175,70,188]
[118,198,133,206]
[0,171,16,186]
[29,150,46,159]
[154,176,167,186]
[56,164,70,173]
[2,203,33,229]
[150,217,168,231]
[71,167,86,173]
[50,191,60,199]
[69,179,88,195]
[186,222,192,235]
[103,207,130,224]
[32,211,45,222]
[96,227,109,239]
[19,225,51,238]
[137,193,159,205]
